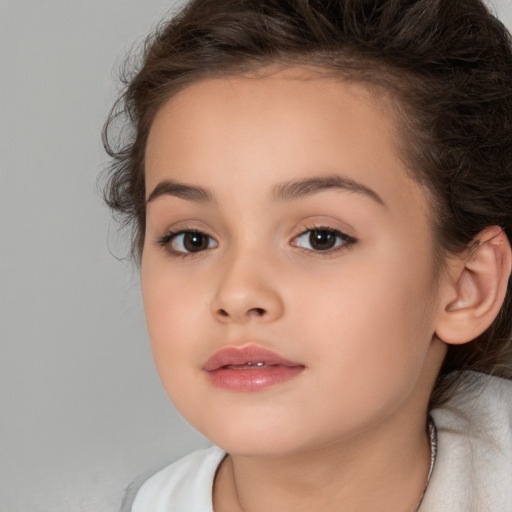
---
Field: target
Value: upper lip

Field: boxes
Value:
[203,344,304,372]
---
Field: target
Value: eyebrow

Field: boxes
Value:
[146,173,385,207]
[272,174,386,206]
[146,179,215,204]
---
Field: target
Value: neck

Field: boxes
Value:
[214,410,432,512]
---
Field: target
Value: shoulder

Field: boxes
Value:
[132,446,226,512]
[422,373,512,511]
[432,372,512,445]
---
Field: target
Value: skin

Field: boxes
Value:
[141,68,452,511]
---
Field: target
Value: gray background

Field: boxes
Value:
[1,1,511,511]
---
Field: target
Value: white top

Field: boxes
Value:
[132,373,512,512]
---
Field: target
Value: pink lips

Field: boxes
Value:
[203,345,305,392]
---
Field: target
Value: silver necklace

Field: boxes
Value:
[413,416,438,512]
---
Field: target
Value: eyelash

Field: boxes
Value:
[291,226,356,254]
[155,226,356,258]
[156,229,217,259]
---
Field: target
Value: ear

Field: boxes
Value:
[435,226,512,345]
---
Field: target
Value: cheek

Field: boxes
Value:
[141,259,208,388]
[292,245,438,393]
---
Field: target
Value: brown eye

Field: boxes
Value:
[292,228,353,252]
[168,231,218,253]
[309,230,338,251]
[183,232,209,252]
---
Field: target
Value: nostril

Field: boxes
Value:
[213,305,271,322]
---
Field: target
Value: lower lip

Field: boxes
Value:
[205,365,304,392]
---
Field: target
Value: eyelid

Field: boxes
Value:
[152,218,357,258]
[290,224,357,254]
[155,227,219,257]
[152,219,215,245]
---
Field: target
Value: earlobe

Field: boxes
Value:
[435,227,512,345]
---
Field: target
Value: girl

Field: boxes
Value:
[103,0,512,510]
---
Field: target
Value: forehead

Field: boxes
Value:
[146,67,400,165]
[145,67,429,222]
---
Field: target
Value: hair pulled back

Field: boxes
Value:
[103,0,512,407]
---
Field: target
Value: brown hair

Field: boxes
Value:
[103,0,512,407]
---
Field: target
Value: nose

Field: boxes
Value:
[210,252,285,324]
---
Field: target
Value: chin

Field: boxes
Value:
[194,415,318,458]
[217,437,306,458]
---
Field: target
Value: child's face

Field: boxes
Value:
[141,68,447,456]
